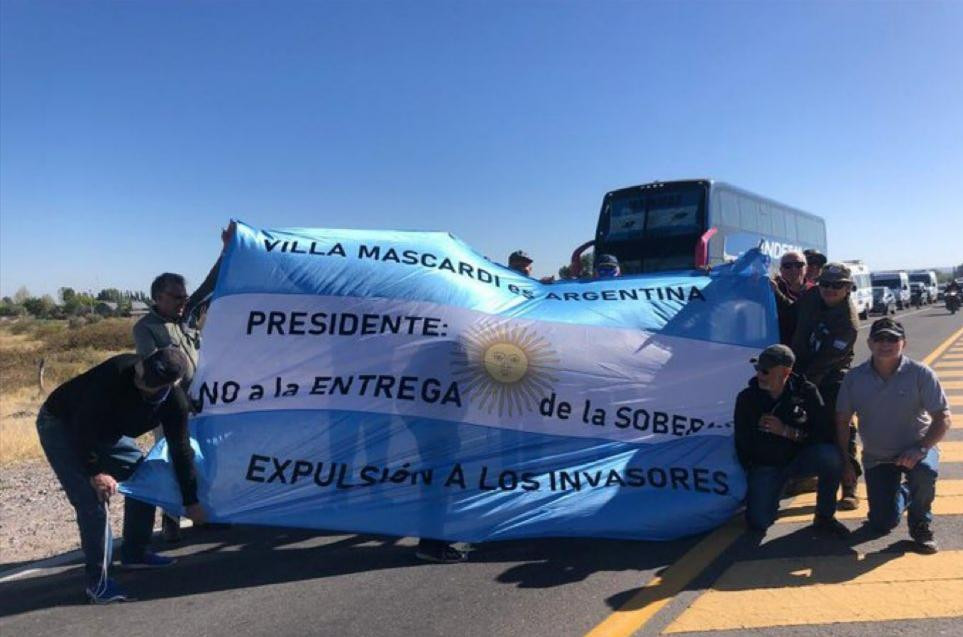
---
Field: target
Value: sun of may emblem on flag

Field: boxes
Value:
[451,319,560,417]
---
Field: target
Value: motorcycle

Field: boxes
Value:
[947,290,961,315]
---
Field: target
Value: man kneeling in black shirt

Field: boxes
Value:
[36,348,206,603]
[734,344,849,537]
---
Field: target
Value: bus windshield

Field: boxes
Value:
[606,187,704,241]
[596,182,707,274]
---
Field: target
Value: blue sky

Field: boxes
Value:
[2,0,961,297]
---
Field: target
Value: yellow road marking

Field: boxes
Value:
[923,326,963,365]
[941,354,963,360]
[936,369,963,378]
[585,326,963,637]
[935,361,963,369]
[583,519,744,637]
[662,552,963,632]
[777,480,963,523]
[949,395,963,407]
[942,381,963,390]
[942,440,963,460]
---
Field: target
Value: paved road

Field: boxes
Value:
[2,305,961,637]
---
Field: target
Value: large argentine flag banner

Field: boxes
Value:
[123,221,777,540]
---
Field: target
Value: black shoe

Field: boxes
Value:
[415,541,467,563]
[812,515,851,538]
[838,487,859,511]
[161,514,182,543]
[910,522,939,554]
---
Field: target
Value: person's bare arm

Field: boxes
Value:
[896,410,952,469]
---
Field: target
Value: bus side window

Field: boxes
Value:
[710,190,723,227]
[739,198,758,232]
[769,205,785,238]
[720,191,740,227]
[757,203,772,236]
[784,210,798,241]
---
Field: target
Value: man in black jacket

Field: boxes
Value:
[36,348,206,603]
[734,344,848,535]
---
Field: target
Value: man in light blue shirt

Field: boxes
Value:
[835,318,952,553]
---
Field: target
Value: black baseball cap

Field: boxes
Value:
[870,317,905,340]
[750,344,796,371]
[141,347,189,388]
[508,250,532,264]
[596,254,620,267]
[804,249,827,267]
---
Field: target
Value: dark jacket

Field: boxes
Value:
[734,373,831,468]
[772,276,803,345]
[43,354,198,505]
[790,287,859,386]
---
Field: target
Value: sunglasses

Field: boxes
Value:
[753,365,771,375]
[597,266,618,274]
[781,262,805,269]
[819,281,849,290]
[872,334,902,343]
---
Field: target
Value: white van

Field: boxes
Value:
[842,260,873,319]
[872,271,911,310]
[908,270,938,304]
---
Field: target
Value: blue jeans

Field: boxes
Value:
[36,407,156,585]
[865,447,939,532]
[745,443,842,531]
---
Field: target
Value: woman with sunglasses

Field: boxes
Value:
[790,262,862,510]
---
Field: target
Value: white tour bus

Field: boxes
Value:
[842,260,873,320]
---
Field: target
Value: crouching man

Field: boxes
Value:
[36,348,206,603]
[835,318,952,553]
[735,344,849,536]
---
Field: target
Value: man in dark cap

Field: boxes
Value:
[836,318,952,553]
[734,344,847,535]
[804,249,827,289]
[791,261,862,509]
[507,250,534,277]
[36,348,206,603]
[595,254,621,279]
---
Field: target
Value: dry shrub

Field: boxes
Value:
[45,318,135,351]
[0,387,43,462]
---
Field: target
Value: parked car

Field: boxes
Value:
[871,286,897,315]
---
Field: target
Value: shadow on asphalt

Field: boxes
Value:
[0,524,696,617]
[601,521,916,612]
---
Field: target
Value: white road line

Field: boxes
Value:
[858,306,932,330]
